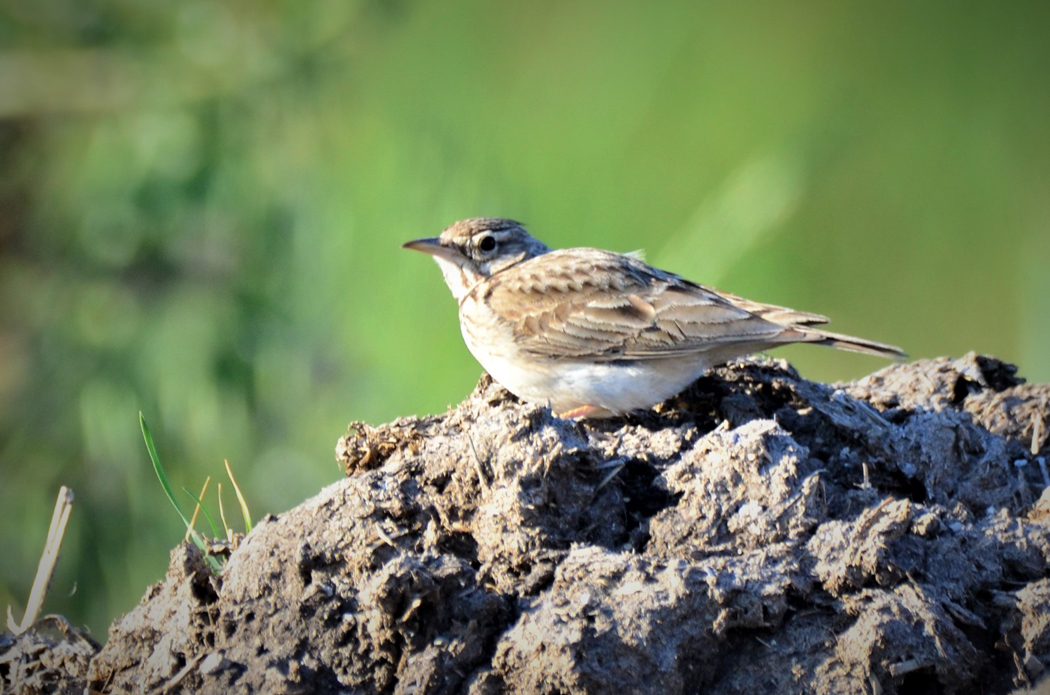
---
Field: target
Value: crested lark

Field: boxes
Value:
[404,217,904,419]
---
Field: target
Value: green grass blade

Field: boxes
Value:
[140,412,192,530]
[140,412,212,559]
[182,488,220,539]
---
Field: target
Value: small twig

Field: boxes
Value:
[375,523,399,547]
[593,431,630,493]
[7,486,74,634]
[595,461,626,492]
[148,653,205,695]
[466,434,490,489]
[859,462,871,490]
[1032,411,1045,457]
[754,636,780,652]
[888,658,928,678]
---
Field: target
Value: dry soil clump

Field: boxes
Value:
[3,354,1050,694]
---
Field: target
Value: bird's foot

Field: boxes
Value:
[555,404,613,419]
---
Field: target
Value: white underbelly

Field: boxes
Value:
[469,347,712,415]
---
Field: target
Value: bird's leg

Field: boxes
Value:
[556,404,613,419]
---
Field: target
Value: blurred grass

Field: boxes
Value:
[1,0,1048,637]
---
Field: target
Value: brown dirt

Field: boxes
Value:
[3,353,1050,694]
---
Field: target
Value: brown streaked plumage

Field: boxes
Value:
[404,218,905,418]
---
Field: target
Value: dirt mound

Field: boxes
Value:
[4,354,1050,694]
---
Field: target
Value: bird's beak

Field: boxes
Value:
[402,237,460,263]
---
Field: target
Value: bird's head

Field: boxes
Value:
[402,218,550,302]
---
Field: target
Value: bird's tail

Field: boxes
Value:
[722,291,906,361]
[798,328,907,360]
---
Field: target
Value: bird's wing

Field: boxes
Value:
[712,290,830,327]
[481,248,798,360]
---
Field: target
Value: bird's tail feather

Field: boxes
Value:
[800,329,907,360]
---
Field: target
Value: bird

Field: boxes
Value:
[403,217,905,419]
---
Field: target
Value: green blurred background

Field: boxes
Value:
[1,0,1048,638]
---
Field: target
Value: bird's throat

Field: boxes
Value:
[432,257,484,304]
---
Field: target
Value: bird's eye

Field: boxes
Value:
[478,235,497,253]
